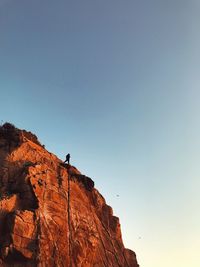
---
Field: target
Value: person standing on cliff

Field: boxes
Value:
[64,153,70,164]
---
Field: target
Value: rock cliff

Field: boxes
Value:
[0,123,139,267]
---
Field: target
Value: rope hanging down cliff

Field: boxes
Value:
[67,172,72,267]
[62,154,72,266]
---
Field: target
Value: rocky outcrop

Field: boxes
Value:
[0,123,139,267]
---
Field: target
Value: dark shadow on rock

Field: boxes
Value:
[71,174,94,191]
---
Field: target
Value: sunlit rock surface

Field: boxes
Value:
[0,123,139,267]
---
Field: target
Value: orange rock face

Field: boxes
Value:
[0,123,139,267]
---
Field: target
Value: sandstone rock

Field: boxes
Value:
[0,123,139,267]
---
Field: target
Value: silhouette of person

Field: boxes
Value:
[64,153,70,164]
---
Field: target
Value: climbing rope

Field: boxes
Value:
[67,172,72,267]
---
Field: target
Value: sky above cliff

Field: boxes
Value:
[0,1,200,267]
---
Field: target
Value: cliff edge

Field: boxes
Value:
[0,123,139,267]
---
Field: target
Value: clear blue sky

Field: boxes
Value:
[0,1,200,266]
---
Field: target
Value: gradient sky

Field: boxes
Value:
[0,1,200,266]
